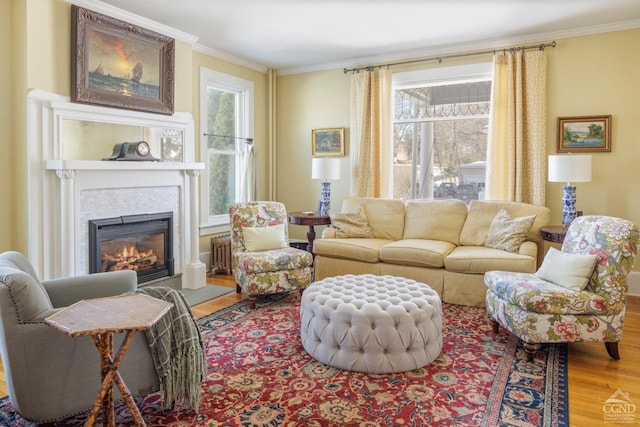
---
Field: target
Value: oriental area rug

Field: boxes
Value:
[0,294,568,426]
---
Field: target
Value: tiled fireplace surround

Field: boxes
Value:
[27,90,207,289]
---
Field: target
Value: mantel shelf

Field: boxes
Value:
[45,160,204,171]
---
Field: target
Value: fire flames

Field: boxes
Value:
[102,245,158,272]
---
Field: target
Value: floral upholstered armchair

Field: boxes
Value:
[229,201,314,308]
[485,215,640,361]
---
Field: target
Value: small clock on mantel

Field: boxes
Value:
[103,141,159,161]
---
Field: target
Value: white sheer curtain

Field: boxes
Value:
[240,142,257,202]
[485,49,547,205]
[349,68,392,198]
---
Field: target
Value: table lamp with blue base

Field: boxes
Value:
[312,157,341,216]
[548,154,592,226]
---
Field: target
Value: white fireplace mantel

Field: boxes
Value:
[45,160,204,172]
[28,90,206,289]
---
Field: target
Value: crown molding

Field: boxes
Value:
[276,18,640,76]
[65,0,199,45]
[62,2,639,77]
[192,44,269,74]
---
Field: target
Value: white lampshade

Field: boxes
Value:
[311,157,341,180]
[548,155,592,184]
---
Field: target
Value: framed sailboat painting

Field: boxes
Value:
[70,5,175,115]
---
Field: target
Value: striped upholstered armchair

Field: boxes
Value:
[229,201,313,308]
[485,215,640,361]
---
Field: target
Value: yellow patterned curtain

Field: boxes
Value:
[349,68,392,198]
[486,50,547,205]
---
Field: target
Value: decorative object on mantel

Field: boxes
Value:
[103,141,159,161]
[161,129,184,162]
[548,154,592,226]
[311,128,345,157]
[311,157,341,215]
[557,115,611,153]
[71,5,175,115]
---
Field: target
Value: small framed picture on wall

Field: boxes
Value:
[557,115,611,153]
[311,128,345,157]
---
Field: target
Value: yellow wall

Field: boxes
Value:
[276,69,351,240]
[3,0,639,263]
[546,29,640,226]
[2,0,271,257]
[275,29,640,245]
[1,0,12,251]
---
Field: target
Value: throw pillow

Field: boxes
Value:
[484,208,536,253]
[535,247,598,291]
[330,208,374,238]
[242,224,288,251]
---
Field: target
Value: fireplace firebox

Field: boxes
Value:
[89,212,174,283]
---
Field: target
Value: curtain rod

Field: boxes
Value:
[204,133,253,145]
[343,41,556,74]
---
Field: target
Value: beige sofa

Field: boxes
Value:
[313,198,551,307]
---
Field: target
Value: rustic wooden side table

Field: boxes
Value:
[288,211,331,253]
[45,293,173,427]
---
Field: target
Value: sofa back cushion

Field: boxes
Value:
[403,199,467,245]
[460,200,550,246]
[459,201,551,263]
[341,198,406,241]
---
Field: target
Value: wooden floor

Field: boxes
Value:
[1,276,638,426]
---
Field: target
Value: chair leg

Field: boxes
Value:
[490,318,500,334]
[605,342,620,360]
[249,296,257,309]
[236,283,241,293]
[523,342,539,362]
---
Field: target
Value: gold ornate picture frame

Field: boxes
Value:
[311,128,345,157]
[557,115,611,153]
[71,5,175,115]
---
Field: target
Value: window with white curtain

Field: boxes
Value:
[200,68,254,233]
[392,63,492,202]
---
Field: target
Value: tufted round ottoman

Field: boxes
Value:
[300,274,442,374]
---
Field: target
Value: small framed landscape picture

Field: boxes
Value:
[557,115,611,153]
[311,128,345,157]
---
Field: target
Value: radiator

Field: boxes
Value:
[210,233,232,276]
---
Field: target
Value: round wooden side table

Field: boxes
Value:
[540,225,567,244]
[288,211,331,253]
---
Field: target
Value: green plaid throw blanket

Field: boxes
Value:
[134,286,207,411]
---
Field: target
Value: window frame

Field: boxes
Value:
[199,67,254,235]
[390,63,493,199]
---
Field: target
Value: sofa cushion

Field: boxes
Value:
[313,238,391,263]
[484,208,536,253]
[485,270,609,315]
[330,208,374,238]
[445,246,537,274]
[380,239,456,268]
[403,200,467,245]
[342,198,405,241]
[459,200,550,247]
[235,247,312,273]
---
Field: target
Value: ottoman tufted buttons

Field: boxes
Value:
[300,274,443,374]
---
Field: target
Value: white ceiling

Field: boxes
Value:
[91,0,640,74]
